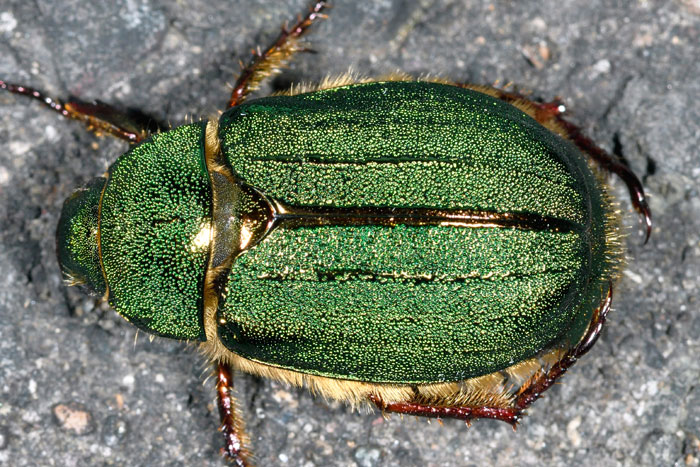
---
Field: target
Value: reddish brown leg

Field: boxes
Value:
[1,80,149,143]
[510,282,613,413]
[532,99,651,243]
[370,283,614,427]
[227,1,329,108]
[216,361,251,466]
[368,394,521,426]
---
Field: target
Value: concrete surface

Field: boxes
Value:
[1,0,698,466]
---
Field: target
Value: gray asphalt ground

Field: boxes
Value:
[1,1,699,466]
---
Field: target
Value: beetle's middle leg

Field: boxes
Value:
[226,1,329,108]
[369,284,613,427]
[216,361,251,467]
[0,80,153,143]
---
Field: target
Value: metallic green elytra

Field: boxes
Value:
[215,81,610,383]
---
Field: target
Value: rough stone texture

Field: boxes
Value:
[0,1,698,466]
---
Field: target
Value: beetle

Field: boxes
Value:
[1,2,651,465]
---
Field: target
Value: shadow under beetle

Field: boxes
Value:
[1,2,652,464]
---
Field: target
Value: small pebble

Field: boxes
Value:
[53,402,95,436]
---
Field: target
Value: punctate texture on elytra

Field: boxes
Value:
[215,81,613,383]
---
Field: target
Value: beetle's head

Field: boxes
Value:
[56,177,107,296]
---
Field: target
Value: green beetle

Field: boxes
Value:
[2,2,651,465]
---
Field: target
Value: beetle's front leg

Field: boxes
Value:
[216,361,251,466]
[226,1,329,108]
[0,80,153,143]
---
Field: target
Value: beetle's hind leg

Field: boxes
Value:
[216,361,252,466]
[226,1,329,108]
[507,282,613,416]
[370,284,613,427]
[456,82,651,242]
[368,393,521,427]
[0,80,155,143]
[537,99,652,242]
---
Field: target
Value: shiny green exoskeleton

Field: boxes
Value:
[216,81,611,383]
[59,80,612,382]
[6,2,652,463]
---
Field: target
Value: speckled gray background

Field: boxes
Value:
[0,1,698,466]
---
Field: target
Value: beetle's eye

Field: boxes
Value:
[56,177,107,296]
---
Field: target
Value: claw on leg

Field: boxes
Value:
[453,82,652,242]
[542,102,652,243]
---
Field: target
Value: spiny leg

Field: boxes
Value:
[0,80,151,143]
[216,361,251,466]
[368,394,520,426]
[226,1,329,108]
[369,283,613,427]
